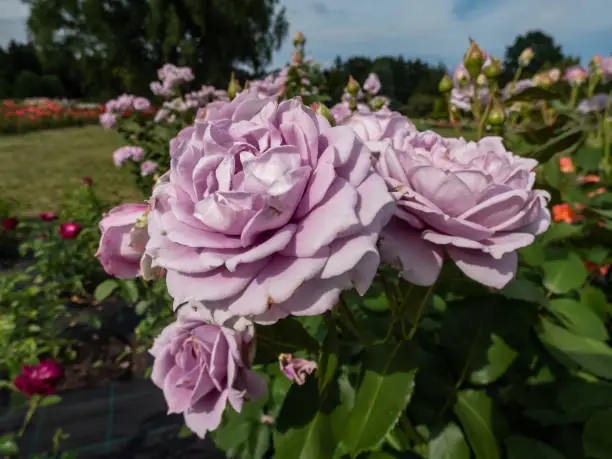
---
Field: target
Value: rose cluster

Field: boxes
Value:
[99,94,152,129]
[150,64,195,98]
[96,90,550,437]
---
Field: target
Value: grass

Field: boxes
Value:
[0,123,476,216]
[0,126,143,216]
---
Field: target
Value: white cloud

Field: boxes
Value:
[272,0,612,68]
[0,0,29,19]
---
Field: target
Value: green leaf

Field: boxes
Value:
[546,298,608,340]
[318,325,339,392]
[505,435,567,459]
[583,408,612,459]
[469,334,519,385]
[254,317,320,364]
[538,318,612,379]
[362,281,390,312]
[574,145,603,171]
[120,279,140,303]
[177,424,193,438]
[93,279,119,302]
[542,252,588,294]
[529,128,585,163]
[453,390,500,459]
[501,279,546,305]
[135,300,151,315]
[581,285,612,320]
[519,243,546,267]
[274,377,339,459]
[539,222,583,246]
[341,341,419,457]
[0,433,18,456]
[39,394,62,407]
[367,453,399,459]
[428,422,470,459]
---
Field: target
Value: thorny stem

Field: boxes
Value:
[406,284,435,340]
[338,295,368,345]
[18,396,40,437]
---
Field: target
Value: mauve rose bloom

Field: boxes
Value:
[99,112,117,129]
[113,146,145,167]
[133,97,152,111]
[577,94,609,113]
[150,304,266,438]
[601,57,612,83]
[141,160,159,177]
[342,109,417,155]
[565,66,588,87]
[279,353,317,385]
[363,73,382,95]
[146,93,395,323]
[96,204,158,279]
[376,134,551,288]
[13,359,63,397]
[39,211,57,221]
[330,102,352,124]
[59,222,82,240]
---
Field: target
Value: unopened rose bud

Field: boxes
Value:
[533,73,552,89]
[227,73,241,100]
[548,68,561,84]
[519,47,534,67]
[453,65,470,87]
[293,31,305,47]
[484,56,503,79]
[476,73,487,86]
[346,76,360,96]
[463,39,485,79]
[487,104,506,126]
[315,103,335,126]
[565,66,588,87]
[438,74,453,93]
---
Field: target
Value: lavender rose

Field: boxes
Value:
[146,93,395,323]
[363,73,381,95]
[376,133,550,288]
[342,109,416,154]
[150,304,266,438]
[96,204,158,279]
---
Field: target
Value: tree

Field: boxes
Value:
[504,30,565,79]
[22,0,288,95]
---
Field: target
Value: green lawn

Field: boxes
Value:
[0,124,475,216]
[0,126,142,216]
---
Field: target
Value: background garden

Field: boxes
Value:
[2,0,612,458]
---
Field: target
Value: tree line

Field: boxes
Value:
[0,0,588,116]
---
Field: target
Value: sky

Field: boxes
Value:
[1,0,611,70]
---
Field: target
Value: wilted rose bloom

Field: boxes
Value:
[59,222,82,239]
[342,109,417,154]
[146,92,395,323]
[1,217,18,231]
[13,360,63,397]
[99,112,117,129]
[363,73,382,95]
[133,97,152,111]
[96,204,158,278]
[140,160,158,177]
[150,304,266,438]
[519,47,534,67]
[39,211,57,221]
[565,66,588,87]
[279,353,317,385]
[376,134,551,288]
[559,157,575,173]
[552,203,581,224]
[548,68,561,83]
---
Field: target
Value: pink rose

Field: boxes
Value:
[342,109,417,154]
[149,304,266,438]
[363,73,381,95]
[146,93,395,323]
[376,134,550,288]
[59,222,81,240]
[13,359,63,397]
[99,112,116,129]
[96,204,157,279]
[140,160,159,177]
